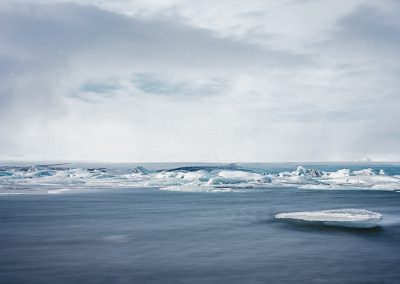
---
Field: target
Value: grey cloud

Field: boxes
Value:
[0,2,311,70]
[0,1,312,108]
[337,5,400,52]
[0,1,399,161]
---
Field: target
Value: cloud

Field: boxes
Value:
[0,0,399,162]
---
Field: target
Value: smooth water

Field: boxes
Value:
[1,186,400,283]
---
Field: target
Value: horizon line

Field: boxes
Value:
[0,159,399,165]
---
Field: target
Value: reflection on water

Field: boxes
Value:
[0,188,399,283]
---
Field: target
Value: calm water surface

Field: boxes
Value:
[1,188,399,283]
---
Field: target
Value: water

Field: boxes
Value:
[1,164,400,283]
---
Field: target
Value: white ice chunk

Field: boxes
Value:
[353,168,375,176]
[275,209,382,228]
[159,185,232,192]
[217,170,261,179]
[328,169,351,178]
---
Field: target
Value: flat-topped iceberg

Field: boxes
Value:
[275,209,382,228]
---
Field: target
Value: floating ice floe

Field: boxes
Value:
[275,209,383,228]
[159,185,233,193]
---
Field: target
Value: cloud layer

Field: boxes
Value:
[0,0,399,162]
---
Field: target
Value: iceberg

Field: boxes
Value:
[294,166,324,177]
[275,209,382,228]
[1,163,399,194]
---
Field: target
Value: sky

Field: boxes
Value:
[0,0,399,162]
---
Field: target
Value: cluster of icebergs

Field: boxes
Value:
[0,164,400,193]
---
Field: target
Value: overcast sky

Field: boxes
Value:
[0,0,399,162]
